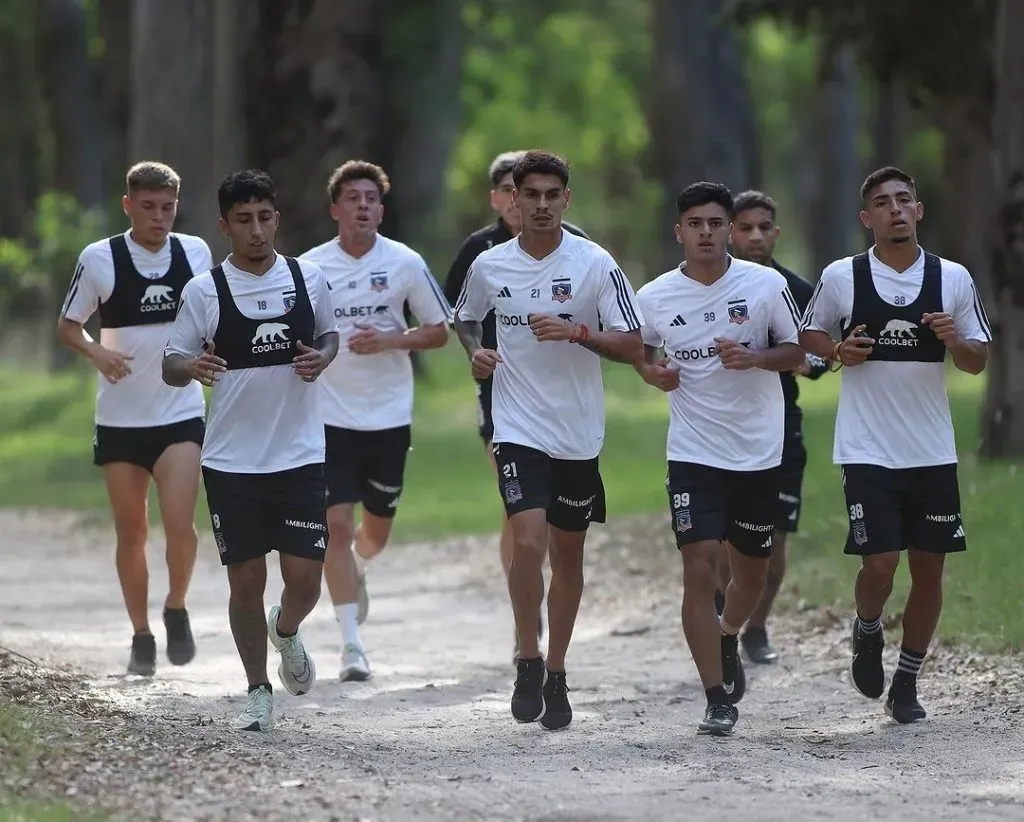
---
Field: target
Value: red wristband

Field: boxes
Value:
[571,323,590,344]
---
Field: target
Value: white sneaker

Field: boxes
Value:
[232,685,273,731]
[356,572,370,625]
[267,605,317,696]
[340,643,372,682]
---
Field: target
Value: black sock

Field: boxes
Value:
[895,646,926,681]
[705,685,728,705]
[248,682,272,694]
[277,627,296,638]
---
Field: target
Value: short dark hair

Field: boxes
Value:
[860,166,916,202]
[217,169,276,217]
[489,151,526,186]
[676,181,733,216]
[327,160,391,203]
[732,190,777,221]
[512,150,570,189]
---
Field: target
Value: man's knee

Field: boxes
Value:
[114,521,147,553]
[682,542,719,593]
[327,505,356,546]
[163,518,198,548]
[862,552,900,585]
[227,558,267,603]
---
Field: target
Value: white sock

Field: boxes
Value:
[335,603,362,649]
[352,547,368,577]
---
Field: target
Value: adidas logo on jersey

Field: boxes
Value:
[497,286,512,298]
[670,314,686,327]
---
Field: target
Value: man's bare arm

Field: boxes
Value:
[798,329,837,361]
[387,323,448,351]
[755,342,806,372]
[455,318,485,359]
[579,328,643,365]
[313,330,340,363]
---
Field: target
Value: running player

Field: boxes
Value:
[443,149,590,663]
[57,161,211,677]
[715,190,829,663]
[454,150,643,730]
[799,166,991,723]
[162,169,339,731]
[300,160,451,682]
[635,182,804,736]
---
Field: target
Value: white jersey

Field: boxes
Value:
[455,229,643,460]
[800,246,992,469]
[299,235,452,431]
[637,258,802,471]
[165,254,337,474]
[61,231,210,427]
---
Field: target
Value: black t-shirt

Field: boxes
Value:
[772,260,827,430]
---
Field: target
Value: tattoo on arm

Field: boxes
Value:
[313,331,339,364]
[454,319,484,358]
[162,353,194,387]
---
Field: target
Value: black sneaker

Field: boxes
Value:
[511,656,545,722]
[885,673,927,723]
[540,670,572,730]
[163,607,196,666]
[850,617,885,699]
[714,589,726,617]
[127,632,156,676]
[741,626,779,664]
[698,701,738,736]
[721,633,746,703]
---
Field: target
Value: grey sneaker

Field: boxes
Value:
[267,605,316,696]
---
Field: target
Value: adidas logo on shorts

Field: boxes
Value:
[670,314,686,327]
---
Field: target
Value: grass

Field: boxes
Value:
[0,698,111,821]
[0,348,1020,650]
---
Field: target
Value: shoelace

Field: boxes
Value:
[708,703,734,722]
[546,675,570,698]
[246,688,270,715]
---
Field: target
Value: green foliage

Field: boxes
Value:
[0,192,105,320]
[446,1,661,276]
[734,0,995,100]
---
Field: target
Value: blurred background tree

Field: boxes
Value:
[0,0,1019,455]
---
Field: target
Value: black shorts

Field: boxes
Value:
[324,425,410,518]
[841,463,966,556]
[93,417,205,474]
[202,463,328,566]
[492,442,606,532]
[476,377,494,442]
[666,462,780,558]
[776,432,808,533]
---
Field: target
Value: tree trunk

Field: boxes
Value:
[0,2,40,238]
[649,0,758,273]
[980,0,1024,458]
[35,0,107,212]
[380,0,465,248]
[129,0,218,241]
[245,0,385,255]
[96,0,131,215]
[807,42,861,281]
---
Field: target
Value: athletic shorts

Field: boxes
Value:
[492,442,606,532]
[475,377,494,442]
[841,463,966,556]
[776,431,808,533]
[323,425,410,517]
[202,463,328,566]
[666,461,780,558]
[93,417,205,474]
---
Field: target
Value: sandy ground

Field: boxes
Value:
[1,508,1023,822]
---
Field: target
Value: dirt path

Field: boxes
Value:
[2,509,1023,822]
